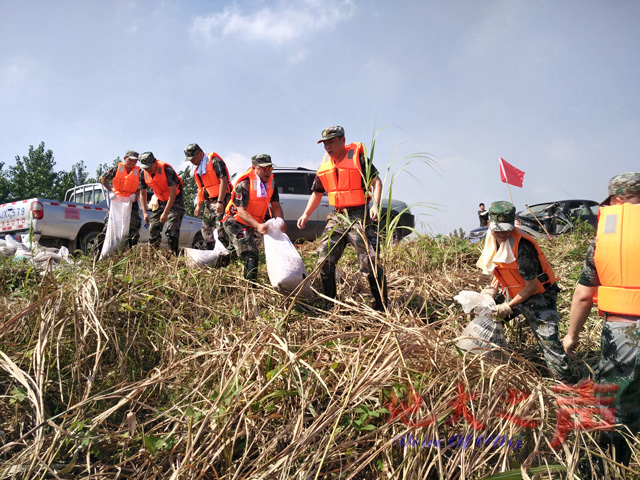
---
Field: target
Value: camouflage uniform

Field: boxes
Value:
[139,163,185,245]
[487,201,571,380]
[200,193,231,247]
[96,165,142,248]
[510,237,573,380]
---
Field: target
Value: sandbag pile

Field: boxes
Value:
[263,218,312,297]
[1,234,70,271]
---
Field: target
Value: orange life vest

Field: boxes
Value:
[493,229,557,298]
[112,163,140,197]
[225,168,274,226]
[193,152,231,203]
[143,160,182,202]
[594,203,640,316]
[316,142,369,208]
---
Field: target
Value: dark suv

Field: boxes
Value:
[271,167,415,242]
[515,199,599,235]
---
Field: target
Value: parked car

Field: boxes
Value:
[232,167,415,242]
[0,183,205,254]
[515,199,599,235]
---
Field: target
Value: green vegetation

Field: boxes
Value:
[0,228,637,479]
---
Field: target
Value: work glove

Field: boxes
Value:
[480,286,498,298]
[494,303,513,319]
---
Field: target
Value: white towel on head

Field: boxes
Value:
[476,229,516,274]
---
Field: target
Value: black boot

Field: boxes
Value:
[320,269,337,310]
[368,267,388,311]
[243,255,259,282]
[168,236,180,256]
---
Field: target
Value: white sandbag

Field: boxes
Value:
[263,218,312,296]
[0,240,11,258]
[184,230,227,268]
[454,290,508,360]
[100,195,133,259]
[5,234,27,254]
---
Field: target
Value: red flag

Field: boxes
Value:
[499,157,525,188]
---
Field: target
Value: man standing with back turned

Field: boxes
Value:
[297,126,388,311]
[563,172,640,466]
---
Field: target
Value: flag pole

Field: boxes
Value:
[507,182,514,205]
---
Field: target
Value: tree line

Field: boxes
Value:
[0,142,197,216]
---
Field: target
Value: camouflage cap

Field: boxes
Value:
[124,150,139,160]
[488,201,516,232]
[601,172,640,205]
[251,154,273,167]
[317,125,345,144]
[139,152,156,169]
[184,143,203,162]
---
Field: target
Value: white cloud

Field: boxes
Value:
[191,0,355,47]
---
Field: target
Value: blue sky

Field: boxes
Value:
[1,0,638,234]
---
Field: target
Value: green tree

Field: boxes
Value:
[7,142,62,201]
[179,166,197,217]
[0,162,10,203]
[58,161,91,197]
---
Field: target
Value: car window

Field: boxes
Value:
[84,189,94,205]
[274,172,311,195]
[72,191,84,204]
[524,203,553,216]
[95,188,106,205]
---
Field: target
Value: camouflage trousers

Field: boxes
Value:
[317,209,380,276]
[223,217,259,259]
[149,200,185,245]
[97,201,142,247]
[518,291,573,381]
[594,319,640,464]
[201,199,230,248]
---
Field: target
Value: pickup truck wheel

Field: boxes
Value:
[80,230,101,255]
[192,233,208,250]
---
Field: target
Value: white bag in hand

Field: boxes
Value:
[100,195,132,259]
[263,218,312,296]
[184,230,227,268]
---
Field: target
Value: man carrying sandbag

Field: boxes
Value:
[296,126,388,311]
[139,152,185,255]
[96,150,142,256]
[222,154,285,282]
[477,201,572,382]
[184,143,232,261]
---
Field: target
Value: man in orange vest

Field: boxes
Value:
[184,143,232,257]
[477,201,572,381]
[96,150,142,252]
[297,126,388,311]
[562,172,640,466]
[139,152,185,255]
[222,154,285,281]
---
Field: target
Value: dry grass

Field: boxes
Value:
[0,230,638,479]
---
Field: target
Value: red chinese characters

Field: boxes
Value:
[549,379,618,449]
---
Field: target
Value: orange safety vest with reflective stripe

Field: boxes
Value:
[594,203,640,316]
[193,152,231,203]
[493,229,557,298]
[225,168,274,226]
[143,160,182,202]
[112,163,140,197]
[316,142,369,208]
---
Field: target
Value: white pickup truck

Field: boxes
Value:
[0,183,205,253]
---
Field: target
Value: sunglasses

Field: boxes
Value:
[259,165,273,173]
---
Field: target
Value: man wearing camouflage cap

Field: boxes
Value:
[95,150,142,255]
[563,172,640,466]
[477,201,572,381]
[185,143,232,258]
[223,154,285,281]
[297,126,388,311]
[138,152,185,255]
